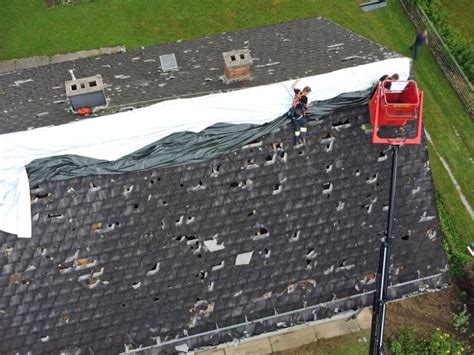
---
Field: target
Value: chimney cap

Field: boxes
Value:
[223,49,252,68]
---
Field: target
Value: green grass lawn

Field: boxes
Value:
[1,1,473,252]
[443,0,474,40]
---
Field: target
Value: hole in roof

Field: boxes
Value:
[255,227,268,236]
[265,155,273,161]
[47,213,63,219]
[34,192,50,200]
[133,203,139,210]
[230,182,238,188]
[401,235,409,241]
[154,297,159,302]
[247,209,256,217]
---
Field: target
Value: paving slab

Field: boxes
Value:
[224,338,272,355]
[313,318,361,339]
[198,349,226,355]
[355,307,373,330]
[269,326,318,352]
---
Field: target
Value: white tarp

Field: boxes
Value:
[0,57,410,239]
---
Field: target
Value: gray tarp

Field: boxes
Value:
[27,89,372,187]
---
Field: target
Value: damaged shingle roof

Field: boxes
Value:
[0,17,399,134]
[0,17,447,355]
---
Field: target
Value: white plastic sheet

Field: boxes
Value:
[0,58,410,238]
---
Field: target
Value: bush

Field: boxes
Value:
[452,304,470,334]
[411,0,474,83]
[389,325,470,354]
[437,199,469,279]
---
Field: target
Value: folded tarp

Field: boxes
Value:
[0,58,410,239]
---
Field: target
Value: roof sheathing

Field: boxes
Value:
[0,17,446,354]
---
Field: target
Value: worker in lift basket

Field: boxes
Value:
[288,79,312,146]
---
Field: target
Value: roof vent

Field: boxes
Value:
[159,53,178,72]
[65,73,107,112]
[222,49,252,84]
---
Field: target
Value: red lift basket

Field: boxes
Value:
[369,80,424,144]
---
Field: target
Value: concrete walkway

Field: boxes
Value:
[196,307,372,355]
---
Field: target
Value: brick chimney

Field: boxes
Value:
[222,49,253,83]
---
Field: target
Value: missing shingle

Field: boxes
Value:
[326,164,333,173]
[331,119,351,130]
[211,261,225,271]
[265,154,276,165]
[273,183,282,195]
[235,251,254,265]
[239,179,254,191]
[264,248,271,258]
[203,238,225,252]
[361,197,377,213]
[211,165,221,177]
[289,231,300,242]
[278,151,287,162]
[146,263,160,276]
[324,265,335,275]
[8,273,22,286]
[272,142,283,150]
[123,185,134,194]
[355,169,361,177]
[84,278,100,289]
[57,263,72,274]
[305,249,317,259]
[88,182,100,191]
[191,180,206,191]
[132,282,141,290]
[73,258,97,270]
[245,158,259,169]
[186,216,195,224]
[322,183,333,194]
[419,211,435,222]
[195,271,207,280]
[47,213,64,219]
[366,173,378,184]
[175,216,184,226]
[336,201,345,211]
[377,151,388,162]
[426,228,437,241]
[325,140,334,152]
[247,209,257,217]
[32,192,51,202]
[242,140,262,150]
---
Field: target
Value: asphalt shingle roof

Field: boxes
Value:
[0,17,447,355]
